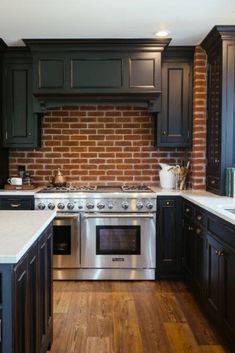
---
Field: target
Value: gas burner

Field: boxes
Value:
[121,184,153,192]
[39,185,97,193]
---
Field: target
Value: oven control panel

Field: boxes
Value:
[35,197,157,212]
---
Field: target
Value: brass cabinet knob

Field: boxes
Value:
[196,228,201,235]
[28,132,32,136]
[197,215,202,221]
[186,208,190,213]
[162,131,167,135]
[211,180,216,185]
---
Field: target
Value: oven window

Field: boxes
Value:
[96,226,141,255]
[53,225,71,255]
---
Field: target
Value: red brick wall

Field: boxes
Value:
[191,46,207,190]
[9,106,191,185]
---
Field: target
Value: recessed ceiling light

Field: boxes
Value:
[155,30,169,37]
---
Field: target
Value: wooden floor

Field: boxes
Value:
[48,281,231,353]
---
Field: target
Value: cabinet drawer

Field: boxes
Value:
[183,201,193,218]
[207,216,235,249]
[0,196,34,210]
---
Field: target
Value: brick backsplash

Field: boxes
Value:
[9,46,207,188]
[9,106,191,185]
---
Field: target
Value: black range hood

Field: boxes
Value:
[23,38,171,113]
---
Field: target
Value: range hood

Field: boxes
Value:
[23,38,171,113]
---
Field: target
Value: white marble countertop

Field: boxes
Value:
[151,186,235,226]
[0,187,42,195]
[0,210,56,264]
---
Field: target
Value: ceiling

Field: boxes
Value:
[1,0,235,46]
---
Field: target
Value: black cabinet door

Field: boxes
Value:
[194,225,207,292]
[13,255,30,353]
[2,61,40,148]
[28,244,39,353]
[157,197,182,278]
[220,244,235,340]
[156,60,192,147]
[202,28,235,195]
[183,217,195,276]
[206,234,223,315]
[38,226,53,353]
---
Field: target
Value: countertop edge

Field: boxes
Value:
[0,211,56,264]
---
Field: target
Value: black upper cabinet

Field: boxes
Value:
[201,26,235,195]
[2,48,40,148]
[0,39,8,187]
[23,39,170,111]
[156,47,194,147]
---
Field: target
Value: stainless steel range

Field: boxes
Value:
[35,185,156,280]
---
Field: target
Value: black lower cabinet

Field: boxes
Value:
[0,223,53,353]
[156,197,182,278]
[183,199,235,346]
[207,233,235,342]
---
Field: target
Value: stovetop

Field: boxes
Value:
[38,184,153,194]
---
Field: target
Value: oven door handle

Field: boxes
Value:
[82,213,155,219]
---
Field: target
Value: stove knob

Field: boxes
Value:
[38,202,45,210]
[67,203,74,210]
[122,201,129,210]
[107,202,114,209]
[146,201,154,210]
[48,203,55,210]
[136,201,144,210]
[78,202,83,210]
[57,202,65,210]
[97,202,105,210]
[86,202,94,210]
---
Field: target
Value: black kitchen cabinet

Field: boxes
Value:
[155,47,194,147]
[23,39,170,111]
[0,196,34,210]
[2,48,40,148]
[183,199,235,346]
[201,26,235,195]
[156,196,183,278]
[0,39,8,187]
[0,223,53,353]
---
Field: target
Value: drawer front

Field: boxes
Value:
[207,216,235,249]
[206,175,220,193]
[183,201,194,218]
[0,197,34,210]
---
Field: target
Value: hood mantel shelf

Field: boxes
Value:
[23,38,171,113]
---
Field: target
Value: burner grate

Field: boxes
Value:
[39,185,97,193]
[121,184,153,192]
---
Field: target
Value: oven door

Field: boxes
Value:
[81,213,156,269]
[53,213,80,268]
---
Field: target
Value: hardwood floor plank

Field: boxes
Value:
[200,345,230,353]
[174,291,220,345]
[85,337,111,353]
[112,292,144,353]
[134,292,172,353]
[165,322,200,353]
[155,292,187,323]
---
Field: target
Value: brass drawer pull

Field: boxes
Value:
[188,226,193,231]
[10,203,21,208]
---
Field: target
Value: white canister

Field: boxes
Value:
[159,163,176,189]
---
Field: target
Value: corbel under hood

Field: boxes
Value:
[23,38,171,113]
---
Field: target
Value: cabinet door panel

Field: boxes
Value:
[14,257,29,353]
[157,197,182,277]
[157,61,192,147]
[3,61,39,148]
[221,246,235,337]
[72,59,122,88]
[206,235,222,314]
